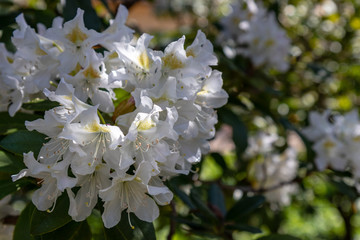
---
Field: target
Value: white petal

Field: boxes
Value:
[134,196,159,222]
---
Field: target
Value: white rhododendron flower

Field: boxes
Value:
[303,110,360,178]
[246,132,298,206]
[0,44,24,117]
[8,4,228,228]
[219,0,290,72]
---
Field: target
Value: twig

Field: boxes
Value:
[167,200,176,240]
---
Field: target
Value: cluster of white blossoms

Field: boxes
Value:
[8,6,228,228]
[246,132,298,206]
[303,110,360,178]
[219,0,290,72]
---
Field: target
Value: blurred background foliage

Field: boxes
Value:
[2,0,360,239]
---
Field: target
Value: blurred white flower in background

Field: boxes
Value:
[219,0,290,72]
[246,132,299,206]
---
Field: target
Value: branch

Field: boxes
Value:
[167,200,177,240]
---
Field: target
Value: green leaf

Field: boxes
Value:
[22,100,59,111]
[0,11,19,29]
[87,209,106,240]
[218,108,248,158]
[34,221,92,240]
[168,181,196,210]
[13,203,36,240]
[0,130,46,157]
[210,153,227,171]
[225,223,262,234]
[0,112,40,134]
[190,189,218,223]
[113,88,131,106]
[0,178,31,199]
[63,0,102,31]
[208,183,226,217]
[257,234,301,240]
[330,178,358,200]
[172,216,204,229]
[30,194,72,235]
[226,195,265,221]
[104,212,156,240]
[0,151,26,173]
[0,25,15,52]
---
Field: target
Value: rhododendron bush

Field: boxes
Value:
[1,0,360,239]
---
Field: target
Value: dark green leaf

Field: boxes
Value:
[30,194,72,235]
[22,100,59,111]
[13,203,36,240]
[22,9,56,28]
[0,178,31,199]
[104,212,156,240]
[190,189,218,223]
[172,216,204,229]
[168,181,195,210]
[210,153,227,171]
[208,183,226,217]
[44,0,60,11]
[0,26,15,52]
[226,195,265,221]
[0,112,40,134]
[63,0,102,31]
[0,151,26,173]
[0,11,19,29]
[34,221,92,240]
[225,223,262,234]
[218,108,248,158]
[330,178,357,200]
[257,234,301,240]
[0,130,46,157]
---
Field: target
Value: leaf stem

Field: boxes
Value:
[98,110,106,124]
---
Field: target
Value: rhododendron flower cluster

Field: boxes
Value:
[303,110,360,178]
[7,5,228,228]
[219,0,290,72]
[246,132,298,206]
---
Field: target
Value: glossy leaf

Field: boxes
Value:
[0,178,31,199]
[34,221,92,240]
[190,189,218,223]
[0,151,26,173]
[63,0,102,31]
[22,100,59,111]
[0,112,40,134]
[104,212,156,240]
[208,183,226,217]
[226,195,265,221]
[13,203,36,240]
[168,181,196,210]
[0,130,46,157]
[30,194,72,235]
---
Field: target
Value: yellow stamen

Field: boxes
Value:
[65,25,88,44]
[162,53,184,69]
